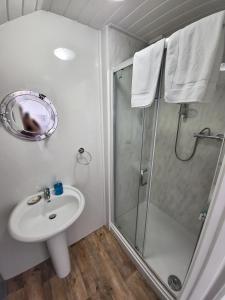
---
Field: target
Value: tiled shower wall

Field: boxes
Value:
[148,72,225,235]
[114,64,225,236]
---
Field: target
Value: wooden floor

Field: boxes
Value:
[6,226,159,300]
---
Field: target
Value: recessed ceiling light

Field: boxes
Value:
[220,63,225,71]
[54,48,75,61]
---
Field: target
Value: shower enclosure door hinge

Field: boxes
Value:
[140,168,148,186]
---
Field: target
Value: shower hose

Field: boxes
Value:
[175,105,211,161]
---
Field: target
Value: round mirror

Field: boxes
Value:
[0,91,58,141]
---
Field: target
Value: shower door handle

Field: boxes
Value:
[140,169,148,186]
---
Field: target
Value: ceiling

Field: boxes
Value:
[0,0,225,42]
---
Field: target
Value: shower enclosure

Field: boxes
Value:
[112,62,225,297]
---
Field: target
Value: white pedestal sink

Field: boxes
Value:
[8,185,85,278]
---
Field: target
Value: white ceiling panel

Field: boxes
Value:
[0,0,224,42]
[76,0,121,26]
[127,0,192,33]
[63,0,89,21]
[144,0,225,41]
[104,0,145,25]
[88,0,123,28]
[135,0,209,36]
[118,0,167,28]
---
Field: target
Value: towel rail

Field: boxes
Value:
[193,133,224,141]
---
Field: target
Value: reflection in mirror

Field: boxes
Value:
[0,91,57,141]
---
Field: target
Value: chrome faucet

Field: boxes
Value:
[43,187,51,201]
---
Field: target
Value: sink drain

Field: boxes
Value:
[49,213,57,220]
[168,275,182,292]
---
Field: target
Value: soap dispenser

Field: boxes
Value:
[54,181,63,195]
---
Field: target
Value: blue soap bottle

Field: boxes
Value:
[54,181,63,195]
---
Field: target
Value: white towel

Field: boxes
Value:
[165,11,225,104]
[131,39,165,107]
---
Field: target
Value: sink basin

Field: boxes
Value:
[8,185,85,278]
[9,185,85,242]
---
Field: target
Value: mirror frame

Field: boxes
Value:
[0,91,58,141]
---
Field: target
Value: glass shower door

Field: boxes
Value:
[142,95,225,294]
[113,65,158,250]
[135,104,158,253]
[113,65,157,249]
[113,65,143,247]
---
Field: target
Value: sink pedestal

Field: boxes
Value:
[9,185,85,279]
[46,232,71,278]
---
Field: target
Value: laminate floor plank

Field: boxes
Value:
[71,240,102,297]
[80,236,115,299]
[126,271,159,300]
[49,276,68,300]
[6,274,24,295]
[42,281,53,300]
[64,252,88,300]
[23,267,45,300]
[96,227,136,280]
[6,226,159,300]
[88,231,136,300]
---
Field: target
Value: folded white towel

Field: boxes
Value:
[165,11,225,104]
[131,39,165,107]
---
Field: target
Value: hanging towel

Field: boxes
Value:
[131,39,165,107]
[165,11,225,104]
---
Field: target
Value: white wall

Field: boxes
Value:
[0,11,105,279]
[106,27,146,67]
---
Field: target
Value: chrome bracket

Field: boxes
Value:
[140,168,148,186]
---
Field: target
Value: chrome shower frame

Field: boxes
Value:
[108,51,225,300]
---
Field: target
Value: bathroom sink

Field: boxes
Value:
[9,185,85,242]
[8,185,85,278]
